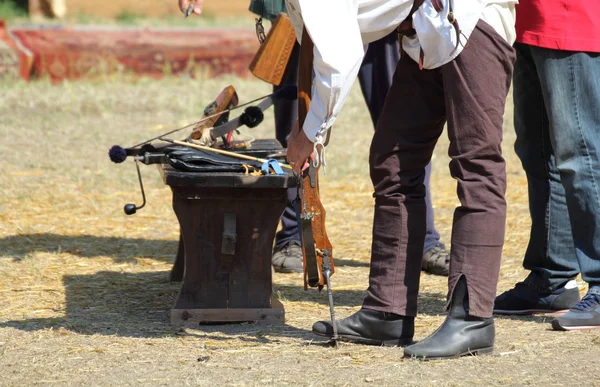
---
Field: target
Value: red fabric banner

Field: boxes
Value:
[5,24,260,81]
[0,20,34,80]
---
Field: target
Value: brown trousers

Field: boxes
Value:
[362,20,516,318]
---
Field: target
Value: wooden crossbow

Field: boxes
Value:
[250,14,339,340]
[294,27,338,342]
[108,84,297,214]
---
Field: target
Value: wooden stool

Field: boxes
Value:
[161,165,296,326]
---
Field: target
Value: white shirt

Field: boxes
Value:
[284,0,517,145]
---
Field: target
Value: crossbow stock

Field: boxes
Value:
[295,27,339,342]
[247,12,337,314]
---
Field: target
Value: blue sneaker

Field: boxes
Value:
[494,280,580,315]
[552,293,600,331]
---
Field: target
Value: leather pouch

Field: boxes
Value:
[249,13,297,86]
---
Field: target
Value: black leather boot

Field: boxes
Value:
[403,276,495,359]
[312,308,414,346]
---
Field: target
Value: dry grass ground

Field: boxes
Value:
[1,75,599,386]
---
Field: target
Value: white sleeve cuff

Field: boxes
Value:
[302,109,336,144]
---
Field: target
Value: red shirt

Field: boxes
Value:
[516,0,600,52]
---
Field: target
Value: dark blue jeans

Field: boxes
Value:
[274,32,443,255]
[513,43,600,294]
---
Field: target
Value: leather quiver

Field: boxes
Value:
[249,13,297,86]
[164,146,262,173]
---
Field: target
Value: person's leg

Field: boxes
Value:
[515,43,580,289]
[422,162,443,253]
[534,48,600,330]
[364,50,446,318]
[441,20,515,319]
[494,43,581,315]
[357,31,398,126]
[358,31,448,276]
[405,19,515,359]
[534,48,600,291]
[312,44,446,346]
[272,42,303,273]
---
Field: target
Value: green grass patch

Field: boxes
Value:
[115,9,143,24]
[0,0,28,19]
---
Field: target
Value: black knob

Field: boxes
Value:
[124,203,137,215]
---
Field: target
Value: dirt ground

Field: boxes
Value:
[1,76,600,386]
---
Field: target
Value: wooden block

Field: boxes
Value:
[171,297,285,326]
[248,13,297,86]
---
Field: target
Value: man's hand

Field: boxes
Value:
[178,0,204,16]
[286,120,314,175]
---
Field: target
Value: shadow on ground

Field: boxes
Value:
[274,284,450,317]
[0,234,371,268]
[0,233,178,263]
[0,269,552,344]
[333,258,370,268]
[1,235,551,343]
[0,269,461,343]
[0,270,312,342]
[0,270,369,341]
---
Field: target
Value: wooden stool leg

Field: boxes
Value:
[170,233,185,283]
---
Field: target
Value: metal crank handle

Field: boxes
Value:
[123,159,146,215]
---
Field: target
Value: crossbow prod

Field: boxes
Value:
[295,27,339,343]
[108,84,297,215]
